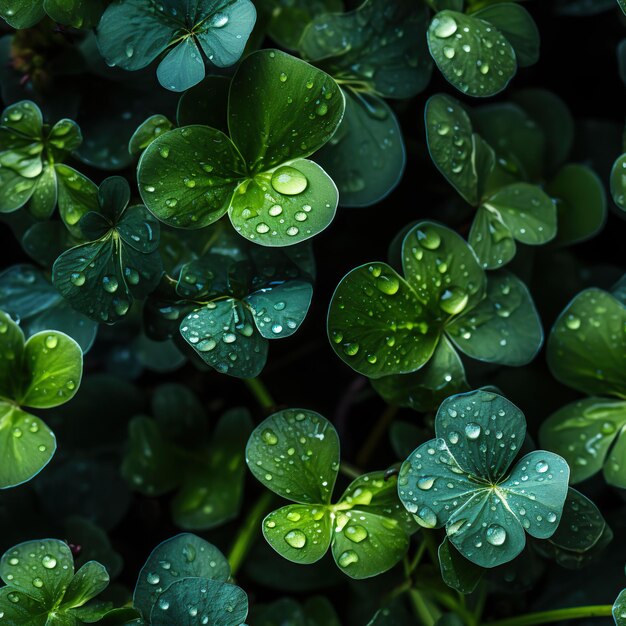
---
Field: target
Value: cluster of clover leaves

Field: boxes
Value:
[0,0,624,624]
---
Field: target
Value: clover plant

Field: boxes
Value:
[328,220,542,410]
[0,3,623,625]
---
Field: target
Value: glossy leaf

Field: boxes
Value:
[128,115,174,156]
[446,271,543,366]
[547,288,626,398]
[427,11,516,97]
[150,577,248,626]
[298,0,432,99]
[438,537,483,594]
[133,533,230,620]
[398,389,569,567]
[315,90,406,208]
[469,204,517,270]
[246,409,340,504]
[539,397,626,485]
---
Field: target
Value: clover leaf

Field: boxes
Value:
[145,229,314,377]
[0,264,98,353]
[539,286,626,487]
[0,100,97,230]
[0,538,110,624]
[97,0,257,92]
[246,409,416,579]
[615,589,626,626]
[297,0,431,207]
[133,533,247,626]
[327,221,543,410]
[0,0,105,28]
[137,49,344,246]
[427,4,539,97]
[122,384,253,530]
[425,94,557,269]
[53,176,163,324]
[398,389,570,568]
[0,310,82,488]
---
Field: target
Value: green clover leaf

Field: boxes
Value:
[0,101,95,231]
[145,231,314,377]
[246,409,415,579]
[97,0,257,92]
[122,384,253,530]
[133,533,230,619]
[327,221,542,402]
[53,176,163,324]
[425,94,557,269]
[398,389,570,568]
[137,49,344,246]
[0,264,98,353]
[0,310,82,488]
[0,538,109,624]
[427,4,539,98]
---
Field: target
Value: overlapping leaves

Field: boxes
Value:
[122,383,253,530]
[398,389,570,568]
[52,176,163,324]
[0,0,105,29]
[246,409,416,579]
[133,533,247,625]
[540,283,626,488]
[145,227,314,378]
[297,0,432,206]
[0,310,82,488]
[97,0,257,92]
[0,100,97,230]
[137,49,345,247]
[328,220,543,410]
[0,538,112,624]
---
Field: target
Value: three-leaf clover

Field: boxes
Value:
[539,284,626,488]
[427,3,539,97]
[145,228,315,378]
[0,310,82,488]
[425,94,557,269]
[137,49,345,247]
[0,264,98,353]
[97,0,257,92]
[327,220,543,411]
[133,533,248,625]
[398,389,570,568]
[297,0,432,207]
[123,383,253,530]
[246,409,416,579]
[0,538,110,624]
[53,176,163,324]
[0,100,97,229]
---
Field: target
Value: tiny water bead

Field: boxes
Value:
[270,166,308,195]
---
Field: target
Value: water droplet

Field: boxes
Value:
[147,572,160,585]
[262,428,278,445]
[565,315,581,330]
[271,166,308,195]
[32,578,43,588]
[337,550,359,567]
[433,14,458,38]
[345,525,368,543]
[376,274,400,295]
[284,530,307,549]
[417,476,435,490]
[439,287,468,315]
[41,555,57,569]
[416,227,441,250]
[465,423,481,440]
[535,460,549,474]
[416,506,437,528]
[70,272,86,287]
[486,524,507,546]
[44,335,58,349]
[102,275,119,293]
[210,12,228,28]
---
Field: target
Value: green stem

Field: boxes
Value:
[356,404,398,467]
[487,605,613,626]
[227,491,273,577]
[409,589,440,626]
[244,377,275,412]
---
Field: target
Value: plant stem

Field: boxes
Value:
[356,404,398,467]
[340,461,362,480]
[487,605,613,626]
[409,589,440,626]
[244,377,275,412]
[227,491,273,577]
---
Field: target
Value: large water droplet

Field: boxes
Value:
[486,524,507,546]
[432,14,458,38]
[439,287,468,315]
[416,506,438,528]
[337,550,359,567]
[271,166,308,195]
[284,530,307,549]
[345,524,368,543]
[465,422,481,440]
